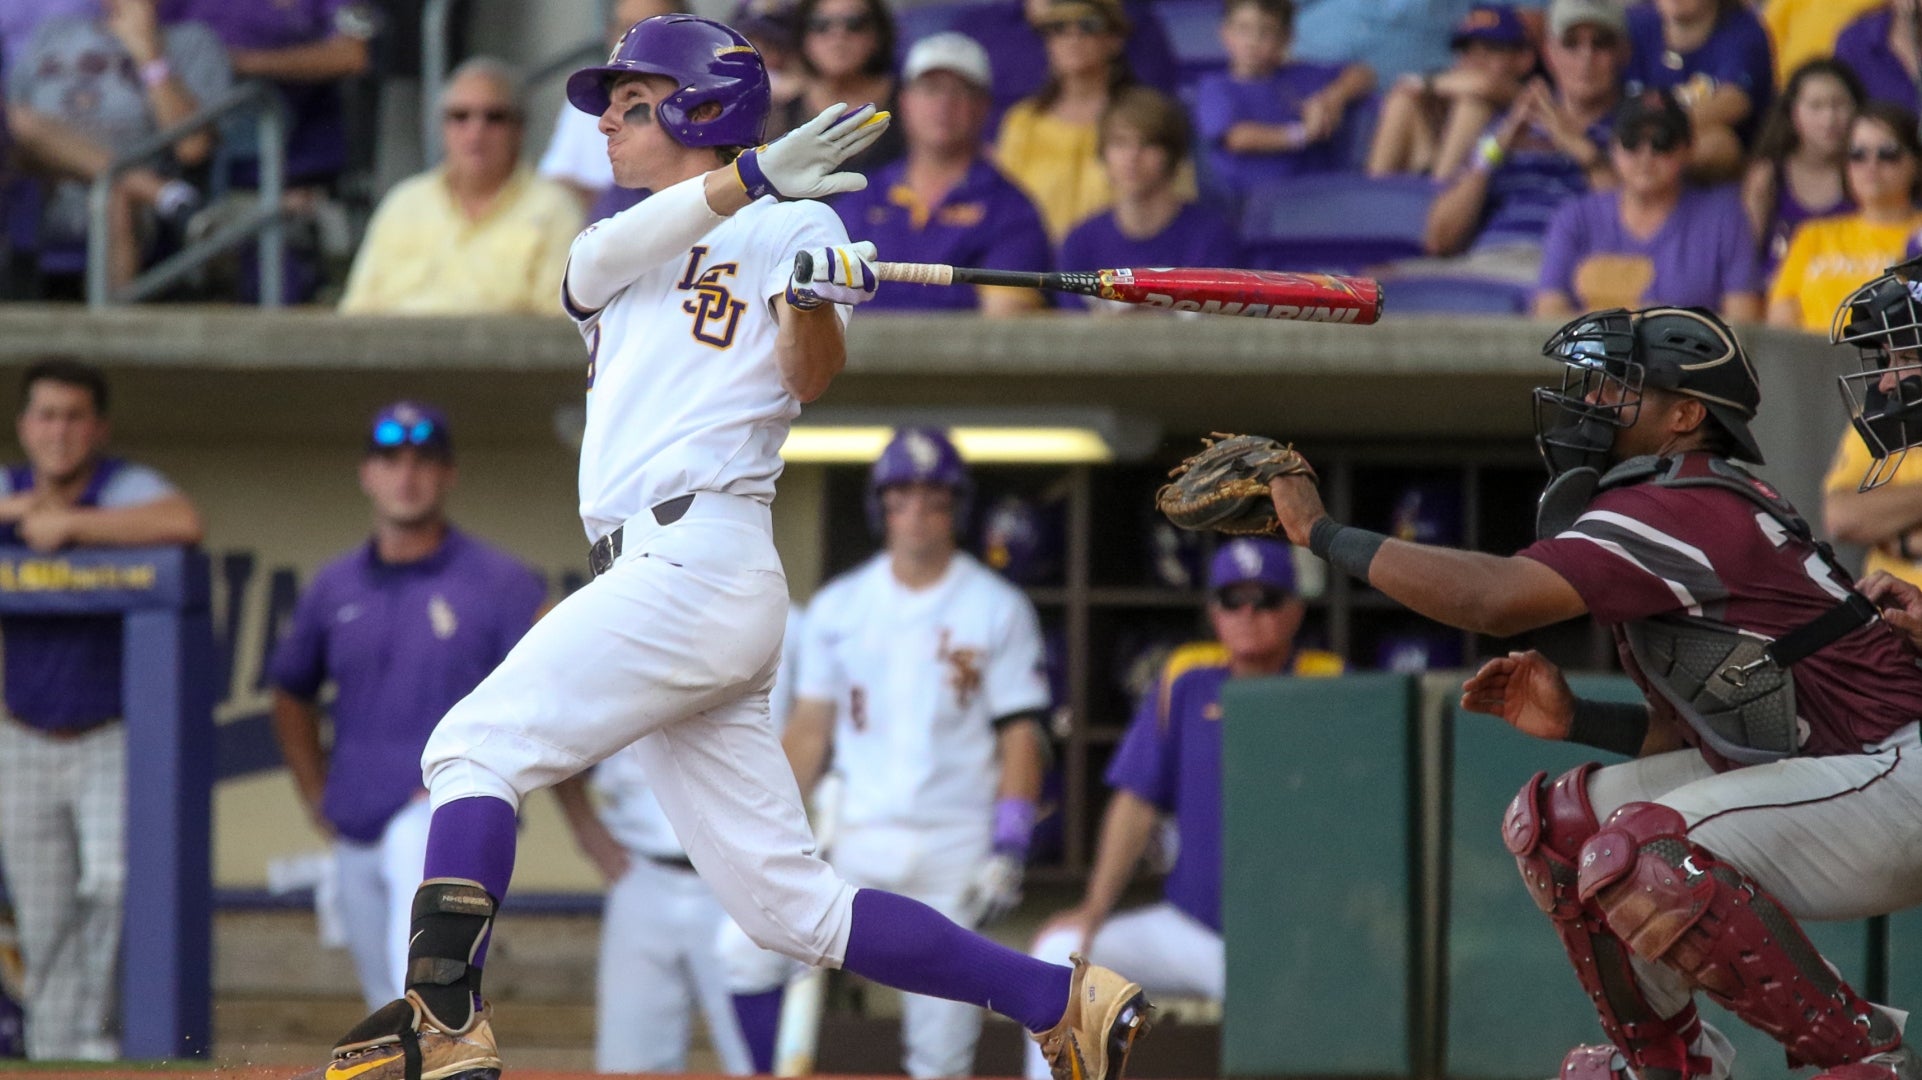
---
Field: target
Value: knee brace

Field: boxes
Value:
[1507,768,1710,1079]
[1579,802,1901,1069]
[404,878,496,1034]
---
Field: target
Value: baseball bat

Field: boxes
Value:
[792,252,1383,324]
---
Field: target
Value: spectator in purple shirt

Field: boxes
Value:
[1366,4,1537,180]
[1535,88,1763,319]
[0,0,93,76]
[1622,0,1773,180]
[1423,0,1625,266]
[1834,2,1922,114]
[1062,87,1239,312]
[0,359,203,1061]
[1741,58,1862,277]
[838,32,1051,314]
[270,402,546,1010]
[1191,0,1373,205]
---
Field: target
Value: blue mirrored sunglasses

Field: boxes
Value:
[372,418,439,447]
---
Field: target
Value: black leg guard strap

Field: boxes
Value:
[405,878,497,1035]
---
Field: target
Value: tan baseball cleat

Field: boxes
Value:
[292,991,502,1080]
[1032,955,1153,1080]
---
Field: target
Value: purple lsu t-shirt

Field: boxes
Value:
[271,529,546,842]
[1058,202,1240,310]
[1192,62,1348,199]
[833,157,1052,311]
[1623,1,1773,145]
[169,0,374,183]
[1106,647,1229,932]
[1519,454,1922,768]
[1537,184,1762,310]
[1835,8,1918,112]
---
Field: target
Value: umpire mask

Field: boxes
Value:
[1534,309,1642,479]
[1834,258,1922,490]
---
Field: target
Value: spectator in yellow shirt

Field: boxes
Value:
[339,58,583,315]
[1767,102,1922,333]
[994,0,1132,242]
[1825,426,1922,587]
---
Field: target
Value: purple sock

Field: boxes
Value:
[840,889,1071,1033]
[420,796,518,969]
[732,988,783,1073]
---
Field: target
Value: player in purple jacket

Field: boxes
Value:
[270,403,547,1011]
[1266,306,1922,1080]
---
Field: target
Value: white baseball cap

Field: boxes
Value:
[902,32,993,92]
[1549,0,1626,39]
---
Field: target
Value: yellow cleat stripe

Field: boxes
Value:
[326,1053,396,1080]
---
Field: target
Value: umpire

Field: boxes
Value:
[270,402,546,1009]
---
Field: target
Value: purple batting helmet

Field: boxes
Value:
[867,427,972,533]
[565,14,771,149]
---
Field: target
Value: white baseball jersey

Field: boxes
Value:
[798,552,1049,830]
[566,196,851,541]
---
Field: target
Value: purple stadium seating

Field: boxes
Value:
[1374,272,1533,316]
[1239,172,1439,275]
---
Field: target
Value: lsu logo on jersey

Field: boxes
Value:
[676,246,747,349]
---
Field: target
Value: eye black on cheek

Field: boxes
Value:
[623,101,653,126]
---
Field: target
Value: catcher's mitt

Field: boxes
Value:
[1156,433,1316,535]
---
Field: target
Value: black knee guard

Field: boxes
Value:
[404,878,496,1033]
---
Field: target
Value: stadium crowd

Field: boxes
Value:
[5,0,1922,321]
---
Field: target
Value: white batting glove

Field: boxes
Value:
[735,103,891,201]
[787,241,879,310]
[961,852,1025,927]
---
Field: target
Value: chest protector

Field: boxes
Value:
[1536,455,1878,765]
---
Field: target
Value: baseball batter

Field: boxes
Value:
[303,17,1149,1080]
[1262,306,1922,1080]
[271,403,547,1011]
[729,427,1052,1079]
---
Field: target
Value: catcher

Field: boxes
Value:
[1162,306,1922,1080]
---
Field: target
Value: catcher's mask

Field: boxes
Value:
[1832,255,1922,491]
[1534,306,1762,479]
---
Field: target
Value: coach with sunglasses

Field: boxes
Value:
[269,402,547,1009]
[1023,537,1336,1076]
[1535,88,1762,320]
[338,58,583,314]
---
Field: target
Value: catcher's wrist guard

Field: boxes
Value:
[1308,517,1385,582]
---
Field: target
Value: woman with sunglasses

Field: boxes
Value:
[1741,59,1863,278]
[1534,89,1762,320]
[765,0,904,174]
[995,0,1137,242]
[1767,102,1922,333]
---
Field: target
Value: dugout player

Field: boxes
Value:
[300,17,1150,1080]
[731,427,1052,1079]
[270,403,546,1010]
[1265,305,1922,1080]
[1025,538,1336,1080]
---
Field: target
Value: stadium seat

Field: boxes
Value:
[1376,273,1533,316]
[1239,173,1438,275]
[1152,0,1228,84]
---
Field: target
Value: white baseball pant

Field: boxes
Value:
[421,493,857,969]
[0,719,125,1062]
[1577,721,1922,1080]
[333,795,432,1009]
[1025,902,1223,1080]
[598,854,753,1074]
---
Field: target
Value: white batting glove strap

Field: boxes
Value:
[735,103,891,201]
[788,241,879,309]
[961,852,1025,927]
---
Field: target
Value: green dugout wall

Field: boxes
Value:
[1222,672,1899,1080]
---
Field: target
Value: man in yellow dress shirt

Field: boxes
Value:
[339,58,583,315]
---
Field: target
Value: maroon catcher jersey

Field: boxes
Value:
[1519,453,1922,766]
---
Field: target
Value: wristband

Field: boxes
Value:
[732,146,777,201]
[1567,698,1649,757]
[1308,517,1387,583]
[1476,134,1505,169]
[139,57,174,89]
[992,797,1037,857]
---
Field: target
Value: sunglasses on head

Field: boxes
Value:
[1617,127,1682,154]
[443,106,516,126]
[806,13,874,33]
[372,419,441,449]
[1214,586,1286,612]
[1038,15,1110,37]
[1851,143,1907,164]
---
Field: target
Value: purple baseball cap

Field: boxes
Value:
[367,401,453,459]
[1451,4,1528,49]
[1208,538,1296,594]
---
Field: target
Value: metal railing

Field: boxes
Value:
[419,0,611,166]
[86,81,287,309]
